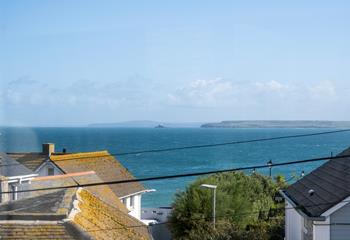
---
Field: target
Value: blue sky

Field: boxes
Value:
[1,0,350,126]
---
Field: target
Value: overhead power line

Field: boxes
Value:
[1,153,349,195]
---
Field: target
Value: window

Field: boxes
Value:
[11,185,18,201]
[48,167,54,176]
[122,198,126,206]
[130,196,135,208]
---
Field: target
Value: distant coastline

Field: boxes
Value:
[88,120,350,129]
[201,120,350,129]
[88,120,203,128]
[3,120,350,129]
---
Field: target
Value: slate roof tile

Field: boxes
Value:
[6,153,48,171]
[0,153,34,177]
[285,147,350,217]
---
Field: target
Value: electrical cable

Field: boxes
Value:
[1,153,349,195]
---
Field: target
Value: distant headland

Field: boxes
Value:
[88,120,350,129]
[201,120,350,128]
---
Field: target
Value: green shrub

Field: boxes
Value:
[169,172,286,240]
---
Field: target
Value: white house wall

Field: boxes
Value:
[313,218,330,240]
[285,201,303,240]
[330,202,350,240]
[121,194,142,220]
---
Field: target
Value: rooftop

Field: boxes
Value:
[0,153,33,177]
[50,151,145,198]
[6,153,48,172]
[284,146,350,217]
[0,174,151,239]
[0,223,82,240]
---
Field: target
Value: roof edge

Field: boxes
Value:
[0,214,67,221]
[279,190,326,221]
[63,221,93,240]
[119,189,156,199]
[321,195,350,217]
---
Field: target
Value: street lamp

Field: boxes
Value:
[267,160,273,177]
[200,184,217,229]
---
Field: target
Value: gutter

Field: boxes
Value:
[0,214,67,221]
[6,174,38,184]
[120,189,156,199]
[279,190,326,221]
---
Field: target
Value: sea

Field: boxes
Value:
[0,127,349,208]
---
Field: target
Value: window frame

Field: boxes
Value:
[47,166,55,176]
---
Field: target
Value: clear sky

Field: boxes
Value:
[1,0,350,126]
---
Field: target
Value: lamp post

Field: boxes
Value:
[252,168,256,174]
[267,160,273,177]
[200,184,217,229]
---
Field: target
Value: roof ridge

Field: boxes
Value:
[50,151,110,161]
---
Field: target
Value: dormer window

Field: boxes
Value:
[48,167,54,176]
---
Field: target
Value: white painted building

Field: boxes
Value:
[0,153,37,203]
[281,146,350,240]
[282,193,350,240]
[10,143,153,221]
[120,189,158,221]
[6,143,154,221]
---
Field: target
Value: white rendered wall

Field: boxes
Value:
[121,194,142,220]
[285,201,303,240]
[313,218,330,240]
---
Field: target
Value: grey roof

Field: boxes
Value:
[0,188,87,239]
[285,147,350,217]
[6,153,48,171]
[0,186,151,239]
[0,190,67,215]
[0,153,34,177]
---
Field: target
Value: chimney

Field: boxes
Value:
[42,143,55,156]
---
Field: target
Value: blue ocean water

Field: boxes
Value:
[0,127,349,207]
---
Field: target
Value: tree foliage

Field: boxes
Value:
[169,172,287,240]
